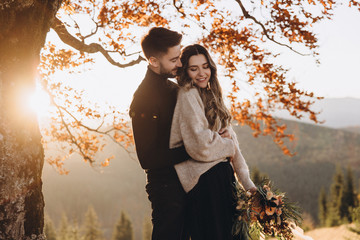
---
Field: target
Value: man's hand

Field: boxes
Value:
[219,128,231,139]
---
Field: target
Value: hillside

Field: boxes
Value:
[42,118,360,240]
[274,97,360,129]
[234,119,360,221]
[343,126,360,134]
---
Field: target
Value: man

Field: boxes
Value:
[129,27,190,240]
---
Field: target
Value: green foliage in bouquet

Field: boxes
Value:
[232,179,302,240]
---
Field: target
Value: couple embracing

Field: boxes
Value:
[130,27,256,240]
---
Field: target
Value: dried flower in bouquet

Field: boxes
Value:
[232,179,302,240]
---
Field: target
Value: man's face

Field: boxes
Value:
[157,45,182,78]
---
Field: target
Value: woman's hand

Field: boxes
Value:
[248,187,258,195]
[220,128,235,160]
[219,128,231,139]
[220,128,234,160]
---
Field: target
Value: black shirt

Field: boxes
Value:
[129,67,189,170]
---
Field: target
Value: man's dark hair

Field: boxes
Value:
[141,27,182,60]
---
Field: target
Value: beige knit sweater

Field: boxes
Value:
[170,87,255,193]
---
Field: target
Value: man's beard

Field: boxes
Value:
[159,63,178,78]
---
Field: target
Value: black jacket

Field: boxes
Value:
[129,67,189,170]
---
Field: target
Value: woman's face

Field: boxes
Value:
[187,54,211,89]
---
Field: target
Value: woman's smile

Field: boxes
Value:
[187,54,211,89]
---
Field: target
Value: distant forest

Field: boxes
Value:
[42,118,360,240]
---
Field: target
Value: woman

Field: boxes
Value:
[170,44,256,239]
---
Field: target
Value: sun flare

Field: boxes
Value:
[29,86,51,118]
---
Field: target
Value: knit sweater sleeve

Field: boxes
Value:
[228,126,256,190]
[175,88,236,162]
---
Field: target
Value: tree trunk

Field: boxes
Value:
[0,1,62,239]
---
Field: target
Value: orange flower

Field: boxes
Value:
[265,206,275,216]
[250,212,257,221]
[252,206,262,214]
[263,185,270,191]
[266,191,274,200]
[246,190,252,197]
[237,200,245,209]
[273,197,280,206]
[278,196,284,205]
[260,211,266,220]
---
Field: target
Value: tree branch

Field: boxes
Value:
[56,104,94,163]
[55,102,135,162]
[69,14,100,42]
[50,17,146,68]
[234,0,310,56]
[81,19,100,41]
[55,102,135,158]
[172,0,186,18]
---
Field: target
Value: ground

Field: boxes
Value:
[268,224,360,240]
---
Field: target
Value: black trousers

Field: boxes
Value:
[146,167,189,240]
[186,161,239,240]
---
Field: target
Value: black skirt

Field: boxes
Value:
[186,161,242,240]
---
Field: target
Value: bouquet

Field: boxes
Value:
[233,179,302,240]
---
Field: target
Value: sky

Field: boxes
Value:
[276,5,360,99]
[39,3,360,117]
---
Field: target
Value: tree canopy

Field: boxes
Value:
[30,0,360,171]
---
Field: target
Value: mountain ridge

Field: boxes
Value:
[274,97,360,129]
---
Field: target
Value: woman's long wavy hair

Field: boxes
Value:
[177,44,232,131]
